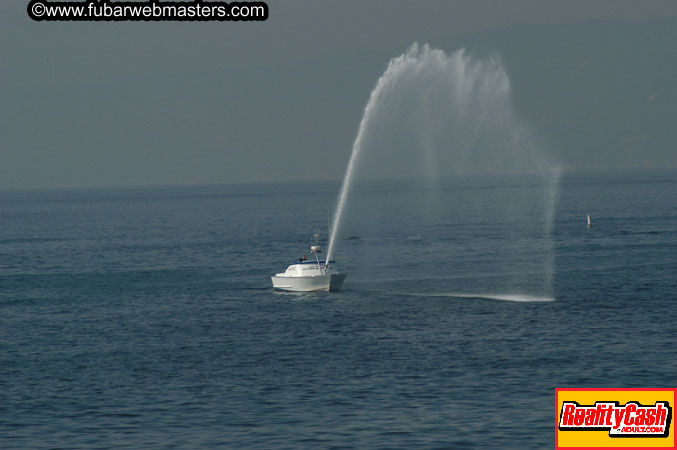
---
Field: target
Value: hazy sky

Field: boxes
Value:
[1,0,676,190]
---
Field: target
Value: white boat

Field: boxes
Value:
[271,233,347,292]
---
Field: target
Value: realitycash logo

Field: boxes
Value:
[556,388,676,449]
[559,401,671,437]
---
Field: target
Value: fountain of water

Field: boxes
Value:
[326,43,560,297]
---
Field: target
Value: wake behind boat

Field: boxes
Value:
[271,232,347,292]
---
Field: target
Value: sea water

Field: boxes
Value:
[1,170,676,448]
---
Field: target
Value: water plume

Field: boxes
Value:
[327,43,560,296]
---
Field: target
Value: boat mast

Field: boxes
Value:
[311,230,324,274]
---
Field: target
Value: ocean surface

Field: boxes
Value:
[1,170,676,449]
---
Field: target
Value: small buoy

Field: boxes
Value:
[587,215,591,229]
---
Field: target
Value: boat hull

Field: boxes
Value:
[271,273,347,292]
